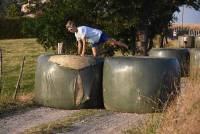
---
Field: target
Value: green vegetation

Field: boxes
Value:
[26,0,200,54]
[0,38,44,95]
[0,38,44,114]
[0,17,36,39]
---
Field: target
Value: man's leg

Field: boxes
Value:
[106,38,128,49]
[92,47,98,57]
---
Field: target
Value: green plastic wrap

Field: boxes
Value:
[35,55,104,109]
[103,57,180,113]
[149,48,190,77]
[190,48,200,79]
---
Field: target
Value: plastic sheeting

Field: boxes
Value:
[190,48,200,79]
[35,54,104,109]
[103,57,180,113]
[149,48,190,77]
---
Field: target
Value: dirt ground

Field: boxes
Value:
[0,106,147,134]
[0,107,78,134]
[55,112,148,134]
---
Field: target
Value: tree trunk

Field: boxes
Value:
[160,34,164,48]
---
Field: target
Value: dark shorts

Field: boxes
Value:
[92,33,109,47]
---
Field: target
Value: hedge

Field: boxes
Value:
[0,17,36,39]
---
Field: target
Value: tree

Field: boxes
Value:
[28,0,200,54]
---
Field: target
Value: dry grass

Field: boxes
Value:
[49,55,96,70]
[0,93,35,116]
[125,78,200,134]
[157,78,200,134]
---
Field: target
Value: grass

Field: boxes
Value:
[157,79,200,134]
[0,38,44,114]
[0,38,44,95]
[125,78,200,134]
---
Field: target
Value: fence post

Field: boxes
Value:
[58,42,64,54]
[0,48,2,94]
[13,56,25,99]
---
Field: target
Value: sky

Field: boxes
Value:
[174,5,200,24]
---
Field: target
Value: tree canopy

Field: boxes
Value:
[29,0,200,53]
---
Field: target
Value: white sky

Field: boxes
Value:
[174,5,200,23]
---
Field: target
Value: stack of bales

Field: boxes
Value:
[190,48,200,79]
[178,36,195,48]
[195,36,200,48]
[35,54,181,113]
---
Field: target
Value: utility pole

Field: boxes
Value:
[182,5,184,30]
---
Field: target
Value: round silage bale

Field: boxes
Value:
[195,36,200,48]
[178,36,195,48]
[35,54,104,109]
[103,57,180,113]
[190,48,200,79]
[149,48,190,77]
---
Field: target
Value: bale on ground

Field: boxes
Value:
[35,54,104,109]
[190,48,200,79]
[103,57,181,113]
[178,36,195,48]
[195,36,200,48]
[149,48,190,77]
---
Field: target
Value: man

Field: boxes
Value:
[66,20,128,57]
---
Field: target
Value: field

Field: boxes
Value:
[0,38,44,95]
[0,38,199,133]
[0,39,45,115]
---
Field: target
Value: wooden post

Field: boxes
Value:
[57,42,64,54]
[0,48,2,94]
[13,56,25,99]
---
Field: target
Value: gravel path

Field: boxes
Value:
[59,112,148,134]
[0,107,147,134]
[0,107,78,134]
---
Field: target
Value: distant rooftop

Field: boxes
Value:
[171,23,200,30]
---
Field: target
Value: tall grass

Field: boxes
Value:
[125,78,200,134]
[157,78,200,134]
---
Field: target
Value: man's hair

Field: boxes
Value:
[66,20,75,28]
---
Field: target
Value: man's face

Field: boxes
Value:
[67,26,77,33]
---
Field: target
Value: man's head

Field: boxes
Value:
[66,20,77,33]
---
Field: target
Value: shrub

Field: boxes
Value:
[0,17,36,39]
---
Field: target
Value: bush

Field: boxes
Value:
[6,4,21,17]
[0,17,36,39]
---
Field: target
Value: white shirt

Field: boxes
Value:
[75,26,102,44]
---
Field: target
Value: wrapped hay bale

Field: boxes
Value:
[195,36,200,48]
[35,55,104,109]
[149,48,190,77]
[190,48,200,79]
[103,57,180,113]
[178,36,195,48]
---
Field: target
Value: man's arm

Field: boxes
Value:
[77,40,82,55]
[81,37,87,56]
